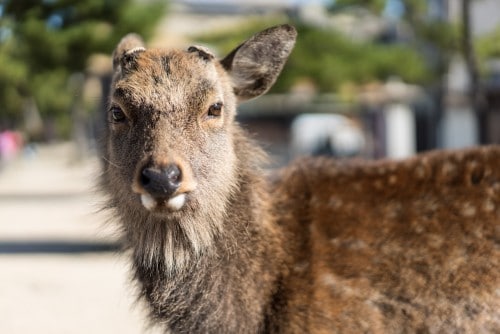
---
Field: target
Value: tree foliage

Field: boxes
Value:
[276,23,430,93]
[0,0,166,135]
[196,0,462,94]
[476,26,500,68]
[197,19,430,95]
[332,0,386,13]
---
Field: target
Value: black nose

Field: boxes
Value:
[140,164,182,198]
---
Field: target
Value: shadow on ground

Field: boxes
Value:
[0,240,121,254]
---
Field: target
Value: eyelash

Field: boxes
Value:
[110,106,126,123]
[207,102,223,118]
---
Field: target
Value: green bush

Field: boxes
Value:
[0,0,166,137]
[198,22,432,94]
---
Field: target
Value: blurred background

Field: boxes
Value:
[0,0,499,333]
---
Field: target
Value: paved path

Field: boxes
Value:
[0,143,162,334]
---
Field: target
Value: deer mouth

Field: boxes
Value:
[131,161,197,212]
[140,192,188,212]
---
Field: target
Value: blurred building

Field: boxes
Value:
[445,0,500,36]
[430,0,500,148]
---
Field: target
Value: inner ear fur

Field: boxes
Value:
[220,24,297,102]
[112,33,146,72]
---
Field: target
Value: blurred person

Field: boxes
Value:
[0,129,23,164]
[290,113,366,158]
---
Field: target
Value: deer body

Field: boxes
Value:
[101,25,500,333]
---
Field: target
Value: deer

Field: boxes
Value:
[100,24,500,333]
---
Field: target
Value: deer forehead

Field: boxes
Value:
[112,49,229,111]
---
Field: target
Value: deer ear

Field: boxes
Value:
[220,24,297,102]
[112,33,146,72]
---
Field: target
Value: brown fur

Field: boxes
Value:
[100,25,500,333]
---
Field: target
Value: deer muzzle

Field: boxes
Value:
[133,158,197,211]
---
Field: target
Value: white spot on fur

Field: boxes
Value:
[141,193,157,210]
[329,196,343,209]
[461,202,476,217]
[167,193,186,211]
[427,234,444,248]
[414,165,426,179]
[321,273,337,287]
[293,261,309,273]
[467,160,479,169]
[441,161,456,179]
[413,223,424,234]
[484,199,495,213]
[330,238,367,250]
[472,228,483,238]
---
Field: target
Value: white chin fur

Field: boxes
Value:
[141,193,157,210]
[167,193,186,211]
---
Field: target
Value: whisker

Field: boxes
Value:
[101,155,124,170]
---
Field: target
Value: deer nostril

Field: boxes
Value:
[165,164,181,184]
[140,169,152,187]
[140,164,182,198]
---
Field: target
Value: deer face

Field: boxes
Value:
[107,46,238,216]
[103,25,297,218]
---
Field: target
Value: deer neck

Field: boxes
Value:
[126,131,283,332]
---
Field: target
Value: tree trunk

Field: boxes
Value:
[461,0,487,144]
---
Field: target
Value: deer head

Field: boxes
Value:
[101,25,296,266]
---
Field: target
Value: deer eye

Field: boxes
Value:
[207,102,223,118]
[110,106,126,123]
